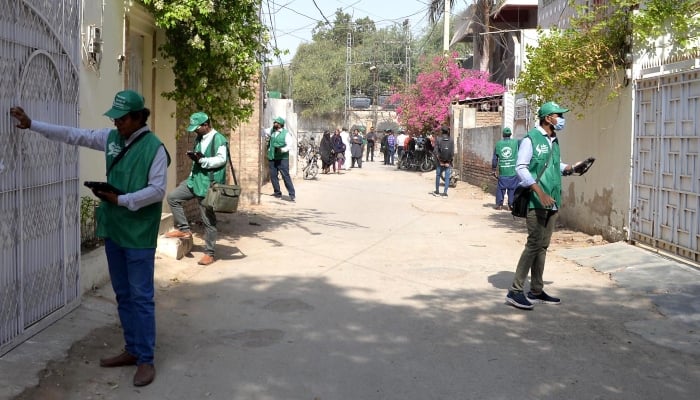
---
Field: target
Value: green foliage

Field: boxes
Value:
[291,41,346,117]
[291,11,410,119]
[80,196,100,248]
[139,0,266,129]
[516,0,699,114]
[633,0,700,55]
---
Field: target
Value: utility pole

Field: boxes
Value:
[443,0,450,53]
[345,29,352,128]
[403,19,411,86]
[370,65,378,130]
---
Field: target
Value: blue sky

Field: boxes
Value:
[263,0,453,64]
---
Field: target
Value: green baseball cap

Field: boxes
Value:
[537,101,569,118]
[187,112,209,132]
[104,90,145,119]
[274,116,285,125]
[502,127,512,136]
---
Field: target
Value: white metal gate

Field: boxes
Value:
[632,70,700,263]
[0,0,81,356]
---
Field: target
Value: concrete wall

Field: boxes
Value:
[557,86,634,242]
[79,2,176,200]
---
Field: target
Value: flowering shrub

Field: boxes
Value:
[391,53,505,133]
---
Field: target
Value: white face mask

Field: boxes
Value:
[553,117,566,131]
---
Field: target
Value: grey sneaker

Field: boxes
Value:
[506,291,534,310]
[527,291,561,305]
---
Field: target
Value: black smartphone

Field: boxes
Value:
[83,181,125,195]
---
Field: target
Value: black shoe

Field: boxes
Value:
[527,291,561,305]
[506,291,534,310]
[289,196,296,202]
[432,190,439,196]
[440,193,448,197]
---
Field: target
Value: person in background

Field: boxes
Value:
[266,116,296,202]
[492,127,519,210]
[164,112,228,266]
[350,128,363,168]
[386,129,396,165]
[319,130,334,174]
[365,126,376,162]
[396,128,407,161]
[433,126,454,197]
[10,90,170,387]
[332,128,346,173]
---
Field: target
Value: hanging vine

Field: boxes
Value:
[139,0,268,128]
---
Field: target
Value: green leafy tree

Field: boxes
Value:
[291,41,346,118]
[291,11,409,118]
[139,0,266,128]
[516,0,699,113]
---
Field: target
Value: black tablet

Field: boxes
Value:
[83,181,125,195]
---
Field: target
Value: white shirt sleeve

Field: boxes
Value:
[30,120,110,151]
[198,131,227,169]
[516,137,535,187]
[30,120,168,212]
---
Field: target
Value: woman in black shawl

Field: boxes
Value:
[319,130,333,174]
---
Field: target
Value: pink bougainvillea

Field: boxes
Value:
[391,53,505,134]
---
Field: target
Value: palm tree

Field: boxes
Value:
[428,0,495,72]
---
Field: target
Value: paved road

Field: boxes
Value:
[2,160,699,400]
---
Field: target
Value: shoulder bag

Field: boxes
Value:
[201,136,241,213]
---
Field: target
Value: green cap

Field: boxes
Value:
[537,101,569,118]
[502,127,512,136]
[187,112,209,132]
[104,90,145,119]
[274,116,285,125]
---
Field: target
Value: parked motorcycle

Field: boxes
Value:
[302,148,319,180]
[398,137,435,172]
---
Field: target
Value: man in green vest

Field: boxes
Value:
[505,101,589,310]
[164,112,228,266]
[492,127,519,210]
[267,116,296,201]
[10,90,170,386]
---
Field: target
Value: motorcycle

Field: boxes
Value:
[398,137,436,172]
[302,148,320,180]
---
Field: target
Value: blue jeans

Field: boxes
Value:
[167,180,217,256]
[269,158,295,198]
[496,175,519,207]
[387,146,395,164]
[105,239,156,365]
[435,164,452,194]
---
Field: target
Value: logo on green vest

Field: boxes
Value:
[534,143,549,157]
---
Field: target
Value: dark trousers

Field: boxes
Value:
[366,142,374,161]
[269,158,295,198]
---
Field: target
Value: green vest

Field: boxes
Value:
[97,129,169,249]
[187,131,228,197]
[267,128,289,160]
[526,129,562,209]
[495,138,518,176]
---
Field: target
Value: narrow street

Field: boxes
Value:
[5,159,700,400]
